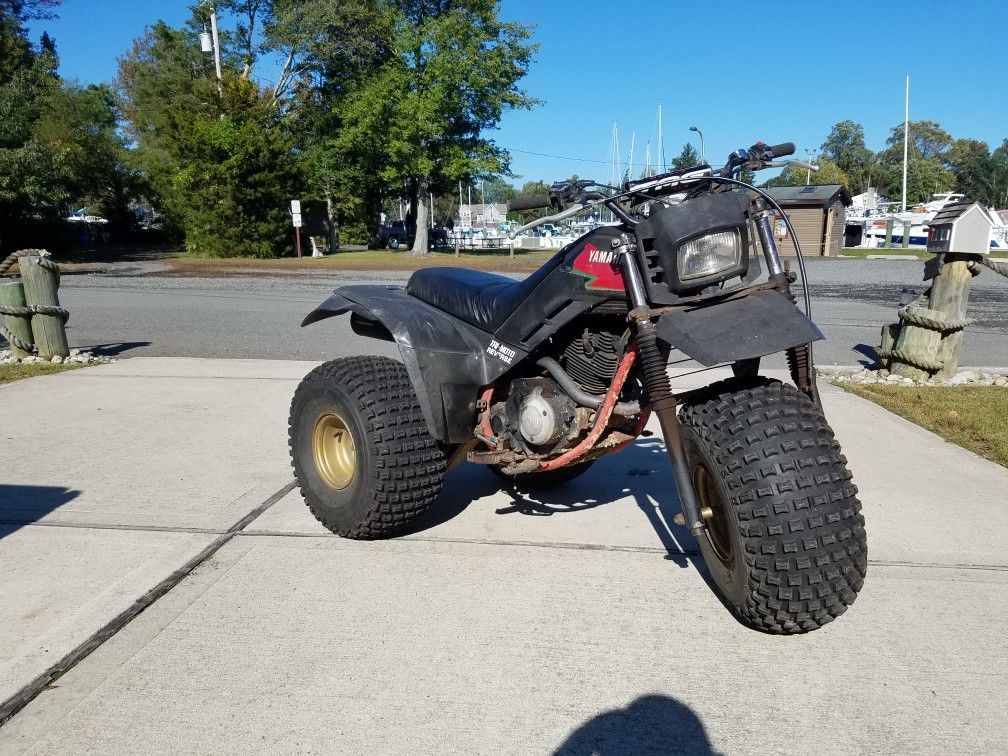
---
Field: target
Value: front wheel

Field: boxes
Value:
[680,378,867,633]
[289,356,446,539]
[386,236,400,250]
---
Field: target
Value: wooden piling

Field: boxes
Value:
[20,254,69,358]
[890,306,944,381]
[930,258,974,380]
[0,280,34,358]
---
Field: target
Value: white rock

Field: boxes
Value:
[995,377,1008,387]
[51,355,63,364]
[69,348,81,357]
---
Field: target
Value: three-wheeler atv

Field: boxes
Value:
[290,141,867,633]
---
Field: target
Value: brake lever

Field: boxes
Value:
[765,159,819,172]
[508,203,586,239]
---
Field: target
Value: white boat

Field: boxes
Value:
[854,192,1008,250]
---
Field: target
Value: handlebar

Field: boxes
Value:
[767,142,795,158]
[508,194,552,212]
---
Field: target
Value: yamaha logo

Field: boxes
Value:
[587,248,615,265]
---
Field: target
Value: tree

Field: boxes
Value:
[337,0,537,254]
[117,13,297,256]
[1,1,135,249]
[265,0,394,248]
[670,142,700,170]
[821,120,872,193]
[885,119,953,162]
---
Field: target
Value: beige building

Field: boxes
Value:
[764,185,852,256]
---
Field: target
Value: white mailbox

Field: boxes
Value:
[926,201,996,256]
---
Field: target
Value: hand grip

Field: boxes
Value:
[768,142,796,158]
[508,195,551,212]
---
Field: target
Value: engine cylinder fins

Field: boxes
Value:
[562,327,623,395]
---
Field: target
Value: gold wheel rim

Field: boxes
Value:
[312,413,356,490]
[693,464,733,566]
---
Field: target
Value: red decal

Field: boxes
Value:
[572,243,625,291]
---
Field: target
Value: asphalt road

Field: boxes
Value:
[39,258,1008,366]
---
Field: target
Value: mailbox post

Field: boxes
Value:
[878,201,997,380]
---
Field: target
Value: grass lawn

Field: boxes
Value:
[0,361,81,384]
[841,383,1008,467]
[166,248,557,275]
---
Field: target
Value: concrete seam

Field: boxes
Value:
[0,480,296,728]
[234,531,1008,571]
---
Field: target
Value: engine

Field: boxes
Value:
[561,326,625,394]
[490,378,577,453]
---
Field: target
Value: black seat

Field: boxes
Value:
[406,257,563,332]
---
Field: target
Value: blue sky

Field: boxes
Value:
[29,0,1008,184]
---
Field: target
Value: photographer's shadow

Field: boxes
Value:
[554,694,719,756]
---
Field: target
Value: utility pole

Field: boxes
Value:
[200,2,223,95]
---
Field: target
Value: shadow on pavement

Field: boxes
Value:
[0,484,81,540]
[553,694,718,756]
[852,343,881,368]
[411,438,700,567]
[82,341,152,357]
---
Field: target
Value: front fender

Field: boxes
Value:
[656,289,823,366]
[302,286,527,443]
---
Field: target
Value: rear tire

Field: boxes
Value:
[289,356,445,539]
[680,378,867,633]
[490,460,594,490]
[387,236,400,250]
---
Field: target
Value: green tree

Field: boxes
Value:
[821,120,872,192]
[266,0,393,247]
[118,13,297,257]
[884,119,953,161]
[670,142,700,170]
[336,0,538,254]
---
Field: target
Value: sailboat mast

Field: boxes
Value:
[657,105,664,173]
[627,131,635,182]
[901,76,909,213]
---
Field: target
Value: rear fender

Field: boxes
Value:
[303,286,528,442]
[656,289,824,366]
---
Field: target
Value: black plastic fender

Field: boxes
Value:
[303,285,527,443]
[656,289,824,366]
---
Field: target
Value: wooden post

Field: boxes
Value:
[20,254,69,358]
[876,322,900,367]
[930,258,973,380]
[890,306,943,381]
[885,218,894,248]
[902,220,911,249]
[0,280,34,358]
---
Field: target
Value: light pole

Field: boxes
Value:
[804,148,814,185]
[689,125,705,165]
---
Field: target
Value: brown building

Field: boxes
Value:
[764,184,852,256]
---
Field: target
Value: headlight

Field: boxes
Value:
[677,230,742,281]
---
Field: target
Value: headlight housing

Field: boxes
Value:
[633,192,751,300]
[677,230,743,281]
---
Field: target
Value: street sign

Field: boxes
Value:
[292,212,303,228]
[290,199,301,214]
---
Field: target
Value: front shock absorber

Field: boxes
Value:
[615,232,706,536]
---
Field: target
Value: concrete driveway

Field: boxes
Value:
[1,358,1005,754]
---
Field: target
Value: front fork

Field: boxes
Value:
[615,235,706,537]
[752,199,821,406]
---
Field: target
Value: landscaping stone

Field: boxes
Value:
[823,366,1008,388]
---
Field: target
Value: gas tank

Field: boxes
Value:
[566,226,626,295]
